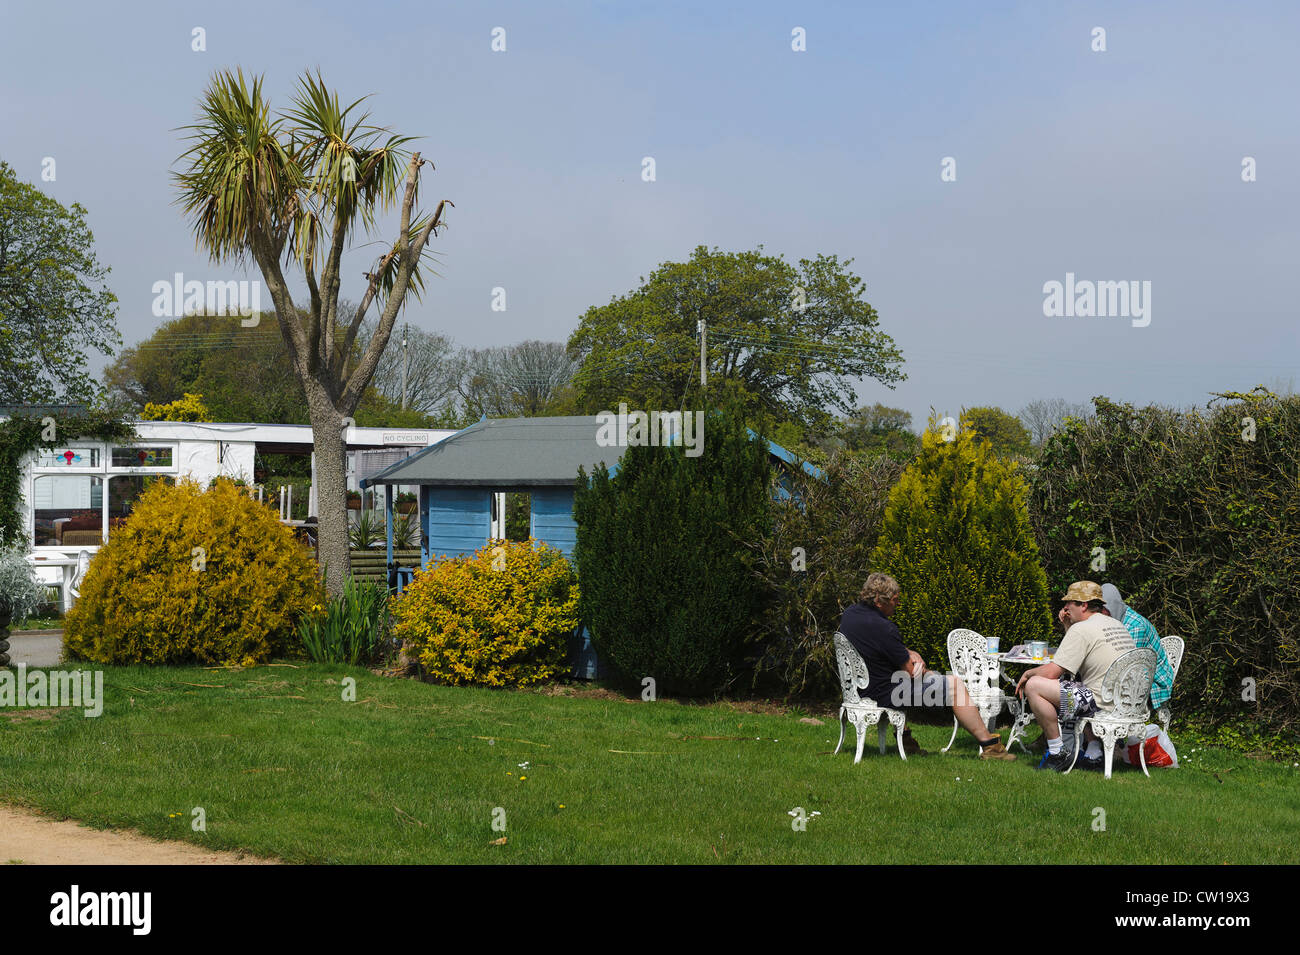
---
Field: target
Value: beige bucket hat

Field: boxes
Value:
[1061,581,1104,603]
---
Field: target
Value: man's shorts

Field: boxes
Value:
[1058,679,1098,721]
[885,671,953,709]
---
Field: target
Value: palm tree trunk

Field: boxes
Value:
[305,381,350,596]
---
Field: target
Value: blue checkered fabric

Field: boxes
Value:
[1123,608,1174,708]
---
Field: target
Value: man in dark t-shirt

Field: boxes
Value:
[838,572,1015,761]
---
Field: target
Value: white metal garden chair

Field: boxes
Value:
[68,550,91,603]
[1064,648,1157,779]
[942,629,1005,754]
[1156,635,1184,735]
[832,632,907,763]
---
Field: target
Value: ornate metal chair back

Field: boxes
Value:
[1161,635,1185,680]
[1098,648,1158,718]
[833,632,872,707]
[947,628,997,693]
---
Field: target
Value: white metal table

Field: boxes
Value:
[991,648,1056,753]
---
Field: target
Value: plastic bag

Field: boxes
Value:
[1119,723,1178,768]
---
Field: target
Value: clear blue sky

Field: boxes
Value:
[3,0,1297,426]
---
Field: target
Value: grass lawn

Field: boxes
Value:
[7,614,64,631]
[2,663,1297,864]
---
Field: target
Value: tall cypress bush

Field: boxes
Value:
[573,405,771,696]
[869,414,1053,668]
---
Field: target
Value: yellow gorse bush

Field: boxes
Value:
[391,538,580,687]
[64,478,324,665]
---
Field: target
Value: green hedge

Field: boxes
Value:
[1029,390,1300,742]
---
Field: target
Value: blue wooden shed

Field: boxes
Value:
[361,414,823,677]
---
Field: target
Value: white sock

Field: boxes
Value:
[1086,741,1102,759]
[1047,736,1062,755]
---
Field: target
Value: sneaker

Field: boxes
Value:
[979,741,1016,761]
[1076,753,1105,772]
[1035,749,1077,772]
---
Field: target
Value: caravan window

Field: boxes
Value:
[110,445,175,469]
[32,474,104,547]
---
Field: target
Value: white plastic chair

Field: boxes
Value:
[1156,635,1184,735]
[942,629,1005,753]
[1065,648,1157,779]
[832,632,907,763]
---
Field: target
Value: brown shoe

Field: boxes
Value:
[979,738,1016,761]
[896,728,928,756]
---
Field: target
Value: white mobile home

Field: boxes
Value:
[11,419,456,604]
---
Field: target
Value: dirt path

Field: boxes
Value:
[0,805,277,865]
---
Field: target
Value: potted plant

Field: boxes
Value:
[396,491,417,515]
[0,543,48,667]
[346,489,362,511]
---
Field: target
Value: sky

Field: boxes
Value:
[3,0,1297,428]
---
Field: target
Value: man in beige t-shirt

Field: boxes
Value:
[1015,580,1135,772]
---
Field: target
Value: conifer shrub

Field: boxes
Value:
[573,406,772,697]
[64,478,324,665]
[390,538,579,687]
[869,414,1053,669]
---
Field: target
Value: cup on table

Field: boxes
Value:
[1030,640,1047,662]
[987,636,1000,655]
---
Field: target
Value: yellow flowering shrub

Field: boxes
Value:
[64,478,324,665]
[141,392,214,422]
[392,539,579,687]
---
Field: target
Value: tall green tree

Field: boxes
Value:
[838,403,920,460]
[0,161,120,404]
[964,406,1032,456]
[103,312,310,423]
[568,246,904,434]
[868,414,1052,668]
[173,69,451,594]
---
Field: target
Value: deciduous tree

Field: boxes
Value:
[568,246,903,434]
[0,161,120,404]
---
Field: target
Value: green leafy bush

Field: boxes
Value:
[1029,390,1300,740]
[869,414,1053,669]
[298,576,389,665]
[64,478,324,665]
[743,451,906,698]
[391,539,579,687]
[573,405,771,696]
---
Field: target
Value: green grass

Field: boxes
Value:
[2,663,1298,864]
[7,614,63,631]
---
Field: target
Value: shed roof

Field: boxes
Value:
[361,416,623,487]
[360,414,827,488]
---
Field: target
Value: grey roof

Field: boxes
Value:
[361,416,623,487]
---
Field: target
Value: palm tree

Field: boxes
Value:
[174,69,450,595]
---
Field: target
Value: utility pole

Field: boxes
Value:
[401,322,409,410]
[698,319,707,388]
